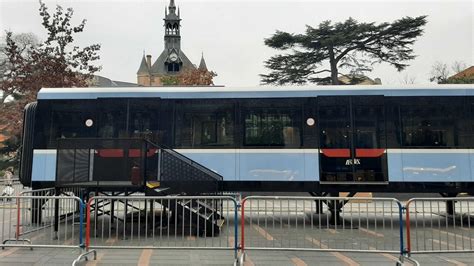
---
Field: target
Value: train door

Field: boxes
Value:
[318,96,388,183]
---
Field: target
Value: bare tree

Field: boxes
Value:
[452,61,467,74]
[429,61,450,83]
[401,73,417,84]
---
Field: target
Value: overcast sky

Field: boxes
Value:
[0,0,472,86]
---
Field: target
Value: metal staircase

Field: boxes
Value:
[56,138,225,236]
[55,138,223,195]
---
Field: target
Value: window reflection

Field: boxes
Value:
[353,104,384,149]
[49,101,96,144]
[401,97,462,147]
[175,100,234,148]
[129,100,161,143]
[243,100,302,147]
[93,100,128,139]
[244,112,300,147]
[318,97,351,149]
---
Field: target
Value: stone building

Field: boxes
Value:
[137,0,208,86]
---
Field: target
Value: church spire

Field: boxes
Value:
[168,0,176,14]
[198,52,208,71]
[137,54,149,75]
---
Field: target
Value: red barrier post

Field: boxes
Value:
[405,202,411,254]
[240,198,246,252]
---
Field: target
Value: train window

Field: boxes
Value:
[400,97,463,147]
[318,97,351,149]
[352,97,385,149]
[49,101,96,144]
[98,99,127,138]
[174,100,234,148]
[243,99,302,147]
[129,99,161,143]
[459,97,474,148]
[385,98,402,148]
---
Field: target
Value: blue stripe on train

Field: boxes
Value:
[31,149,473,182]
[388,151,472,182]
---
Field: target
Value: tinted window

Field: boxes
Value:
[318,97,351,149]
[352,96,385,149]
[129,99,161,143]
[243,99,302,147]
[400,97,463,147]
[97,99,127,138]
[385,98,402,148]
[49,100,97,145]
[174,100,235,148]
[34,101,51,149]
[459,97,474,148]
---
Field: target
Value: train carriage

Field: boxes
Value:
[19,84,474,195]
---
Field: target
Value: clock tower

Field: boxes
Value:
[136,0,209,86]
[164,0,181,72]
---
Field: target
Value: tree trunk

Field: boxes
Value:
[328,48,339,85]
[330,62,339,85]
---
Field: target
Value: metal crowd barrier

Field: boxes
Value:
[85,195,239,262]
[240,196,405,264]
[20,187,55,197]
[0,195,84,250]
[20,187,84,198]
[1,192,472,265]
[0,179,26,197]
[405,197,474,255]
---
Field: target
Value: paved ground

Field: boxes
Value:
[0,190,472,265]
[1,247,474,265]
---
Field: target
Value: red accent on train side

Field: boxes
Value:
[97,149,124,157]
[355,149,385,158]
[129,149,157,158]
[321,149,351,157]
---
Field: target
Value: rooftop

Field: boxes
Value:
[37,84,474,100]
[450,66,474,79]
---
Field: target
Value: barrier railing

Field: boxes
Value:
[0,195,84,249]
[405,197,474,255]
[85,195,239,262]
[20,187,84,197]
[18,187,84,235]
[3,193,472,264]
[20,187,55,197]
[240,196,405,263]
[0,179,25,197]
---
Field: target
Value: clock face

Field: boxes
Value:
[169,53,178,62]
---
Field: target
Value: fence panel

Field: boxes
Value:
[86,196,239,260]
[240,196,404,256]
[405,197,474,254]
[0,195,84,249]
[0,179,25,197]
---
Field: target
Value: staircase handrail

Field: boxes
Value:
[144,139,223,182]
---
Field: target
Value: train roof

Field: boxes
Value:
[37,84,474,100]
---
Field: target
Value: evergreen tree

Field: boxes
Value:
[261,16,427,85]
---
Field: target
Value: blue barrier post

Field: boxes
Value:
[396,201,405,256]
[234,200,239,263]
[79,200,84,248]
